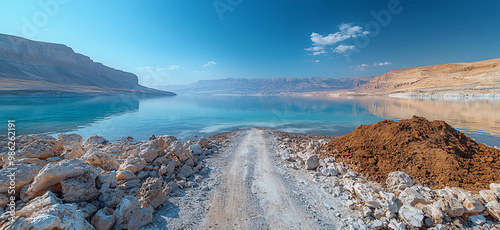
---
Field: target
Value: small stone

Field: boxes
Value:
[398,205,423,228]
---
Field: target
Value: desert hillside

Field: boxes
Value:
[0,33,174,96]
[358,58,500,96]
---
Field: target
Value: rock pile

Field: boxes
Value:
[274,127,500,229]
[0,133,219,230]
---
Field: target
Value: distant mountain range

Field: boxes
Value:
[0,33,174,96]
[159,77,372,95]
[160,58,500,97]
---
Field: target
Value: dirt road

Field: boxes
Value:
[153,128,357,229]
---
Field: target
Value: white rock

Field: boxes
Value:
[485,200,500,220]
[398,205,424,228]
[189,144,203,155]
[386,171,414,195]
[139,177,166,209]
[320,167,339,177]
[398,188,429,206]
[480,190,498,203]
[490,183,500,193]
[305,155,319,170]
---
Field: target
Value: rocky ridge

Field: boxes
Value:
[0,133,219,229]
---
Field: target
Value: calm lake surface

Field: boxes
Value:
[1,95,499,146]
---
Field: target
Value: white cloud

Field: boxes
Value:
[334,45,355,53]
[138,65,183,72]
[356,64,369,70]
[373,61,392,66]
[312,50,327,55]
[306,23,368,56]
[202,60,217,67]
[168,65,181,70]
[314,60,320,62]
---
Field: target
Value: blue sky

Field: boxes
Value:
[0,0,499,86]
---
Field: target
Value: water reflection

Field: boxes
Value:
[0,95,140,135]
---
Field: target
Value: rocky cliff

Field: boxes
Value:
[0,33,174,96]
[358,58,500,96]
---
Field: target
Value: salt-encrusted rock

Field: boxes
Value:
[138,139,164,163]
[388,218,407,230]
[462,196,485,214]
[80,147,119,171]
[479,190,498,203]
[98,187,127,208]
[97,171,117,189]
[157,135,178,148]
[399,205,424,228]
[12,157,47,166]
[0,163,43,194]
[491,183,500,193]
[84,136,107,148]
[379,191,399,214]
[436,197,465,218]
[485,200,500,220]
[179,164,194,178]
[168,141,191,162]
[116,169,138,181]
[371,219,384,229]
[58,133,85,159]
[189,144,203,156]
[320,166,339,177]
[61,169,99,202]
[9,191,93,230]
[399,187,430,206]
[305,155,319,170]
[386,171,414,195]
[91,208,115,230]
[433,224,448,230]
[18,134,62,159]
[198,137,209,148]
[158,164,168,176]
[119,157,146,173]
[26,159,89,198]
[128,205,153,230]
[113,196,141,229]
[139,177,166,209]
[468,214,487,226]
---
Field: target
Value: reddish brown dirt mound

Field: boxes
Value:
[323,116,500,190]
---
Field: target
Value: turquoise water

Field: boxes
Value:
[1,95,499,146]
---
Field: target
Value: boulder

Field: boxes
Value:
[138,139,164,163]
[152,155,168,166]
[158,165,168,176]
[179,164,194,178]
[386,171,414,195]
[485,200,500,220]
[198,137,209,148]
[468,214,487,226]
[189,144,203,156]
[353,182,382,209]
[164,181,178,195]
[168,141,191,162]
[436,197,465,218]
[165,160,176,176]
[427,202,444,224]
[491,183,500,193]
[398,188,430,206]
[26,159,89,198]
[80,147,119,171]
[157,135,177,148]
[185,158,195,167]
[58,134,85,159]
[76,202,98,220]
[0,163,43,194]
[91,208,115,230]
[462,196,485,215]
[139,177,166,209]
[379,191,399,214]
[84,136,107,148]
[116,169,138,181]
[61,170,99,202]
[398,205,424,228]
[97,171,117,189]
[119,157,146,173]
[113,196,140,229]
[479,190,498,203]
[128,206,153,230]
[305,155,319,170]
[18,134,62,159]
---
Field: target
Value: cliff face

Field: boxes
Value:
[161,77,372,95]
[0,33,173,96]
[358,58,500,95]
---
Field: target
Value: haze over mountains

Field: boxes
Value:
[0,33,174,96]
[162,58,500,97]
[160,77,372,95]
